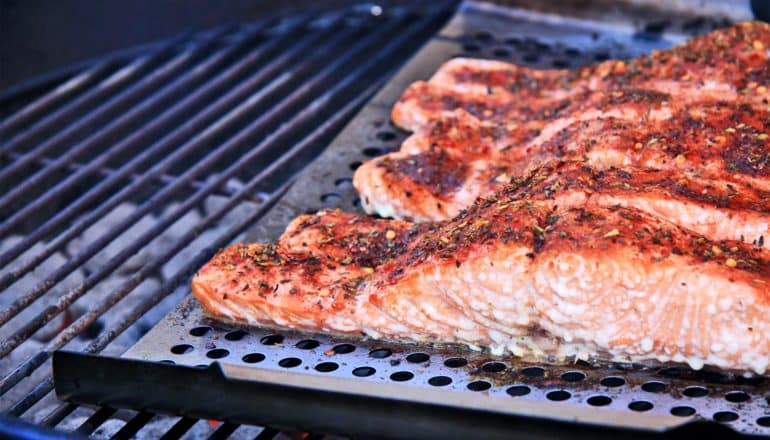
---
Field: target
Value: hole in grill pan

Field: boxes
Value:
[521,366,545,377]
[444,357,467,368]
[561,371,585,382]
[587,395,612,406]
[600,376,625,387]
[492,47,511,58]
[349,161,362,170]
[757,417,770,427]
[482,362,506,373]
[261,334,284,345]
[362,147,385,157]
[279,357,301,368]
[406,353,429,363]
[224,330,247,341]
[506,385,531,397]
[546,390,571,401]
[352,367,375,377]
[474,31,493,41]
[333,343,356,354]
[369,348,392,358]
[564,47,580,56]
[725,391,750,403]
[315,362,339,372]
[390,371,414,382]
[334,178,353,189]
[467,381,491,392]
[376,131,396,141]
[628,401,653,412]
[670,406,696,417]
[296,339,320,349]
[683,386,709,398]
[321,193,342,206]
[641,381,666,393]
[713,411,739,423]
[170,344,193,355]
[189,326,212,337]
[462,43,480,52]
[242,353,265,364]
[428,376,452,386]
[206,348,229,359]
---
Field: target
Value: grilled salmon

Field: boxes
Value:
[394,21,770,131]
[193,190,770,373]
[356,100,770,221]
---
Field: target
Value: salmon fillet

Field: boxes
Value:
[393,21,770,131]
[356,100,770,221]
[193,190,770,373]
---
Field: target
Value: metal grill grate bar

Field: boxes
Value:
[0,60,118,136]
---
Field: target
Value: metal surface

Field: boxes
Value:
[1,2,456,438]
[50,1,770,437]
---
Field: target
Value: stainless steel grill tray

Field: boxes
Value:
[54,2,770,437]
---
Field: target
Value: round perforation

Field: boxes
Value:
[683,386,709,398]
[561,371,585,382]
[600,376,625,387]
[628,401,653,412]
[206,348,229,359]
[170,344,193,355]
[369,348,391,359]
[224,330,247,341]
[467,381,491,392]
[506,385,531,397]
[279,357,302,368]
[242,353,265,363]
[333,343,356,354]
[546,390,571,401]
[406,353,430,363]
[521,366,545,377]
[189,326,212,337]
[296,339,320,350]
[482,362,506,373]
[429,376,452,386]
[390,371,414,382]
[260,334,284,345]
[444,357,467,368]
[713,411,739,423]
[641,381,666,393]
[315,362,339,372]
[352,366,375,377]
[670,406,696,417]
[587,395,612,406]
[725,391,750,403]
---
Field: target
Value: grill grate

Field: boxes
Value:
[0,2,456,438]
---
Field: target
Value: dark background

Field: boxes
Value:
[0,0,355,94]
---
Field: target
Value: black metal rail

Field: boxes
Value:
[0,2,456,438]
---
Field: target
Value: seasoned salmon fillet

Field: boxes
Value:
[356,100,770,221]
[394,21,770,131]
[193,192,770,373]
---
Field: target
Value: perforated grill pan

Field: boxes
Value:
[54,3,770,437]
